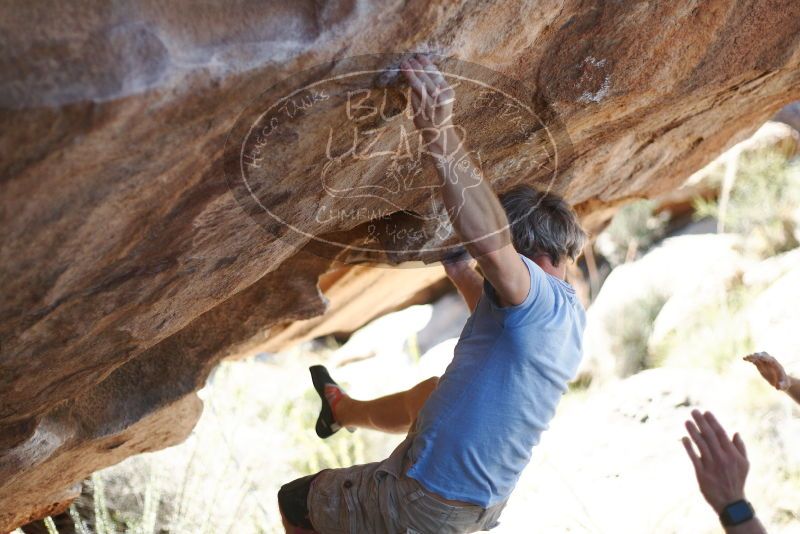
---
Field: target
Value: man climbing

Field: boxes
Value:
[278,53,588,533]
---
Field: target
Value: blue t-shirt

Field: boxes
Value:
[407,254,586,507]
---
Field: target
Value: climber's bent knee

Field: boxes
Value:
[415,376,439,405]
[405,376,439,422]
[421,375,439,391]
[278,473,320,532]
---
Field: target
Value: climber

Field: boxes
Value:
[744,351,800,405]
[278,53,588,533]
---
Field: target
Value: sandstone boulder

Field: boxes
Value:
[2,0,800,528]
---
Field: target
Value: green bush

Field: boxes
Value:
[598,199,669,267]
[650,278,758,372]
[694,150,800,256]
[605,291,668,376]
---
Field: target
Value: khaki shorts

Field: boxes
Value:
[307,432,507,533]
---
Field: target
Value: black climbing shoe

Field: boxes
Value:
[309,365,355,439]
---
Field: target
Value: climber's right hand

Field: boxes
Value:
[400,54,456,154]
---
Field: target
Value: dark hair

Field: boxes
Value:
[499,185,587,265]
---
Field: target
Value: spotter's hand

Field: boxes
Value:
[682,410,749,515]
[744,351,790,390]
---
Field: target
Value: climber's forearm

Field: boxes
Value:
[428,126,529,307]
[446,266,484,313]
[431,128,511,259]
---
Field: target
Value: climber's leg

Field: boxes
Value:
[336,376,439,434]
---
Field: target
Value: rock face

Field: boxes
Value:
[1,0,799,529]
